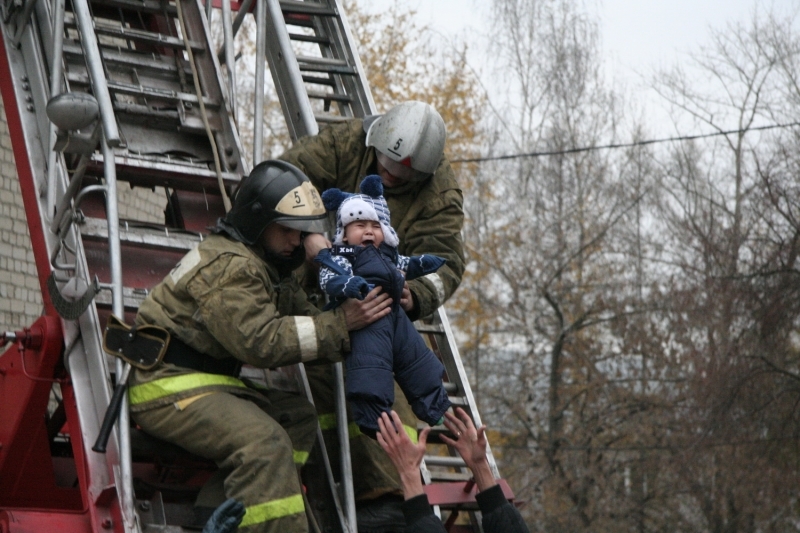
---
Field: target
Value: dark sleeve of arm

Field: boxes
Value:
[403,178,465,320]
[401,495,447,533]
[475,485,531,533]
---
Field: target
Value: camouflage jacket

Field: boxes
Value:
[279,119,465,319]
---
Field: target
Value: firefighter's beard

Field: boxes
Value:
[260,243,306,276]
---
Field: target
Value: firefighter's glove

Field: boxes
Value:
[405,254,446,281]
[202,499,245,533]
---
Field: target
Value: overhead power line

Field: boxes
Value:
[451,120,800,164]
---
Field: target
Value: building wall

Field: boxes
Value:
[0,91,167,332]
[0,90,41,331]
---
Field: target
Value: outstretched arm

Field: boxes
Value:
[439,407,496,492]
[397,253,447,281]
[376,410,431,499]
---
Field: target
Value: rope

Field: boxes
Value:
[174,0,232,212]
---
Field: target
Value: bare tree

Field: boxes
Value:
[450,0,671,530]
[647,6,800,531]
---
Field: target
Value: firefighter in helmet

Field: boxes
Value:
[278,101,465,531]
[128,160,392,533]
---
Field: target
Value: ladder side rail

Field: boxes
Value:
[307,15,355,120]
[214,0,253,64]
[100,134,138,531]
[71,0,119,145]
[434,308,500,478]
[32,0,55,82]
[11,0,37,44]
[45,0,67,220]
[51,0,136,518]
[0,15,127,531]
[296,364,348,528]
[253,0,266,163]
[262,5,360,525]
[186,0,250,175]
[29,1,137,527]
[220,0,236,122]
[334,361,357,533]
[17,8,52,162]
[262,0,318,139]
[316,0,375,117]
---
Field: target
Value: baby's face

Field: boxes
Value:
[344,220,384,248]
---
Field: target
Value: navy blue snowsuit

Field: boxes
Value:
[316,243,451,437]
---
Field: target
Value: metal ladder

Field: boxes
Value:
[1,0,506,529]
[1,0,246,530]
[255,1,508,531]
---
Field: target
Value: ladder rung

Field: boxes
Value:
[63,42,187,76]
[65,72,221,111]
[282,13,314,28]
[423,456,466,468]
[89,0,177,15]
[94,286,147,310]
[302,75,336,87]
[112,102,181,124]
[306,90,352,103]
[289,32,330,45]
[296,55,357,75]
[425,471,473,483]
[416,323,444,334]
[65,13,204,51]
[447,396,469,407]
[280,0,336,17]
[106,80,220,109]
[85,154,241,193]
[80,217,202,251]
[314,114,350,124]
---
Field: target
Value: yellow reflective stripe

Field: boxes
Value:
[317,413,418,444]
[403,424,419,444]
[239,493,305,527]
[293,450,309,465]
[318,413,337,430]
[347,422,362,439]
[129,373,247,405]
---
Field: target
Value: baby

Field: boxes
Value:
[316,175,452,437]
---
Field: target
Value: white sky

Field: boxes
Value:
[365,0,771,77]
[361,0,797,135]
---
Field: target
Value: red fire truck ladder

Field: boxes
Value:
[0,0,245,530]
[0,0,511,530]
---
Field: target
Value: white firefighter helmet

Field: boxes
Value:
[365,101,446,181]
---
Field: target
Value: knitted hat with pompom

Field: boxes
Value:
[321,175,399,247]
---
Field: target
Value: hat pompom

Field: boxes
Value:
[360,175,384,198]
[322,188,350,212]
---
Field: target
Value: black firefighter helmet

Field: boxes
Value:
[216,160,327,244]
